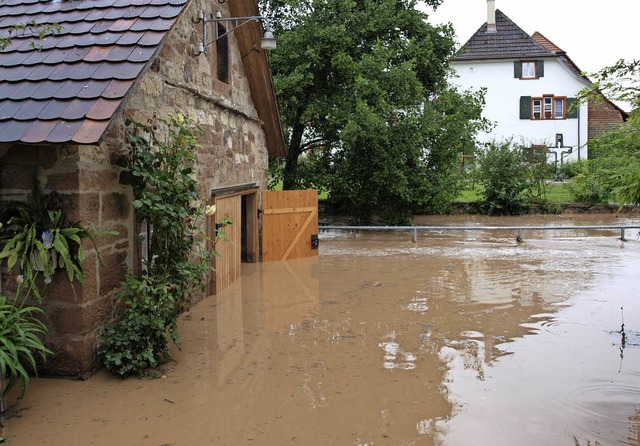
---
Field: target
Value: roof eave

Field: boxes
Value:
[229,0,286,157]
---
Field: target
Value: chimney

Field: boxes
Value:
[487,0,497,33]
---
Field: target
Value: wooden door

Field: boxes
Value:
[261,190,319,261]
[207,185,259,295]
[212,194,242,294]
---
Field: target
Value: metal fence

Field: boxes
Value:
[319,225,640,243]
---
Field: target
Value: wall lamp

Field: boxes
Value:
[196,10,276,55]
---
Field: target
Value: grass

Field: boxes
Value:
[270,180,572,204]
[455,181,573,203]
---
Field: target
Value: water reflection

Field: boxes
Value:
[3,214,640,445]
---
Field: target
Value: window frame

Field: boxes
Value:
[515,60,544,80]
[531,95,567,120]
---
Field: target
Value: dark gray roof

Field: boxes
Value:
[453,10,553,61]
[0,0,188,145]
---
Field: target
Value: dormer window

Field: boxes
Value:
[514,61,544,80]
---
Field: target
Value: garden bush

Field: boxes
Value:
[476,141,529,215]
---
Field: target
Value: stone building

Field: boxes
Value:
[0,0,285,376]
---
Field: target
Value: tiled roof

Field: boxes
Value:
[531,32,564,54]
[453,10,553,61]
[0,0,188,145]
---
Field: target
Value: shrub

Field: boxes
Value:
[99,114,214,377]
[477,141,529,215]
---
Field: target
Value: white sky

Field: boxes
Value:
[422,0,639,76]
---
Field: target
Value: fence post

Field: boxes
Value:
[412,228,418,243]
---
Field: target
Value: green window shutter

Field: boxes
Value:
[520,96,531,119]
[566,98,578,118]
[514,61,522,78]
[537,61,544,78]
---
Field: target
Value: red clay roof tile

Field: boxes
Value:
[26,64,57,81]
[32,80,64,100]
[37,99,74,120]
[61,99,97,120]
[0,101,26,121]
[86,98,123,120]
[116,31,144,45]
[101,80,135,99]
[49,62,99,81]
[55,81,89,99]
[77,80,111,99]
[47,120,84,143]
[72,119,112,144]
[0,121,32,143]
[109,18,138,32]
[83,46,117,62]
[20,120,59,144]
[138,31,166,46]
[8,82,42,100]
[14,99,50,121]
[105,45,135,62]
[127,46,157,62]
[92,61,144,80]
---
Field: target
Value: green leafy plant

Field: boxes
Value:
[0,184,109,303]
[0,20,63,52]
[0,293,52,400]
[99,114,216,377]
[477,141,529,215]
[0,184,113,410]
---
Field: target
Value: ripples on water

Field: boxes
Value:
[321,219,640,446]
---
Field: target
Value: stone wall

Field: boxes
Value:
[121,0,269,198]
[0,0,271,377]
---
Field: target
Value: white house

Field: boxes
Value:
[451,0,626,163]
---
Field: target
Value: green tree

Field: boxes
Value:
[572,59,640,206]
[262,0,487,223]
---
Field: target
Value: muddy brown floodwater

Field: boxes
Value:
[2,214,640,446]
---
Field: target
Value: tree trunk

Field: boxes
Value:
[282,120,305,190]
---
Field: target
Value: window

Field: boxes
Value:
[520,95,576,120]
[216,23,229,84]
[514,60,544,79]
[522,62,536,79]
[554,98,564,119]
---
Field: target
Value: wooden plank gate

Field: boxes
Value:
[261,190,319,262]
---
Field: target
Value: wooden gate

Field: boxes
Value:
[261,190,319,261]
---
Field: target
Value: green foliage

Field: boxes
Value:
[0,185,111,403]
[567,124,640,205]
[524,156,555,202]
[0,183,110,303]
[562,160,588,179]
[576,59,639,125]
[477,141,529,215]
[570,59,640,207]
[0,293,51,399]
[98,275,176,376]
[261,0,487,223]
[0,20,62,52]
[99,114,214,377]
